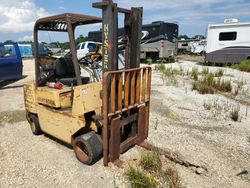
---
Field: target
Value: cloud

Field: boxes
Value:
[18,34,33,41]
[0,0,49,33]
[59,6,66,10]
[114,0,250,35]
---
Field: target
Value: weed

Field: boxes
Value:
[160,67,179,86]
[192,73,232,94]
[191,67,198,81]
[163,167,181,188]
[154,118,159,130]
[202,67,209,75]
[179,65,184,75]
[215,78,232,92]
[126,166,158,188]
[203,101,212,110]
[139,152,162,173]
[155,64,166,72]
[233,87,239,96]
[230,106,240,121]
[214,69,224,77]
[236,79,245,89]
[192,82,215,94]
[231,59,250,72]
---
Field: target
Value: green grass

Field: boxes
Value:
[191,67,198,81]
[126,151,181,188]
[155,63,166,72]
[192,73,232,94]
[214,69,224,77]
[158,66,178,86]
[139,151,162,173]
[231,59,250,72]
[126,166,158,188]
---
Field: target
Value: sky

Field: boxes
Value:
[0,0,250,42]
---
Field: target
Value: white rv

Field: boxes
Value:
[205,19,250,64]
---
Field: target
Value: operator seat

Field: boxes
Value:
[55,54,89,86]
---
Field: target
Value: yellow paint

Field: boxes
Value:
[24,81,102,145]
[36,86,72,108]
[72,82,102,116]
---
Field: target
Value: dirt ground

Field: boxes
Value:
[0,59,250,188]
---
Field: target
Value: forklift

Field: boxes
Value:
[24,0,151,166]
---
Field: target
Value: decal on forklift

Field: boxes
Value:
[37,97,56,106]
[81,89,87,94]
[103,24,109,69]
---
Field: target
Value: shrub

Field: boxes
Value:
[230,106,240,121]
[214,69,224,77]
[202,67,209,75]
[126,167,158,188]
[192,73,232,94]
[191,67,198,81]
[139,152,162,173]
[163,167,181,188]
[231,59,250,72]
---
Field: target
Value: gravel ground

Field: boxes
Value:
[0,59,250,187]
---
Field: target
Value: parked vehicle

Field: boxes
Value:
[206,19,250,64]
[0,42,23,81]
[88,21,179,61]
[189,40,206,55]
[76,41,101,59]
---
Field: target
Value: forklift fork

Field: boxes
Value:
[102,67,151,166]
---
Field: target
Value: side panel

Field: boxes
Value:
[37,107,85,144]
[24,83,37,114]
[205,47,250,64]
[72,82,102,116]
[36,87,72,108]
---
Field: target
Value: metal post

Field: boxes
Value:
[130,8,143,68]
[66,15,82,85]
[33,27,40,86]
[101,0,115,72]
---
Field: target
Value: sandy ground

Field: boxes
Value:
[0,58,250,188]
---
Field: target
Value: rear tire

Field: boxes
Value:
[29,114,42,135]
[73,132,102,165]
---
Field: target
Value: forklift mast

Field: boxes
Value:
[93,0,142,70]
[94,0,151,166]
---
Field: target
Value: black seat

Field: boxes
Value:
[59,77,90,86]
[55,54,90,86]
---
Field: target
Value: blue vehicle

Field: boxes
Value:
[0,42,23,81]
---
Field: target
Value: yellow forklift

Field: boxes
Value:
[24,0,151,166]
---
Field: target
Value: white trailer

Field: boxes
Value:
[205,19,250,64]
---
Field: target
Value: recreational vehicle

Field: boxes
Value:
[205,19,250,64]
[88,21,178,61]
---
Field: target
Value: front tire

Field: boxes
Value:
[73,132,102,165]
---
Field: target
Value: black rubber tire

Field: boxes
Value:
[29,114,42,135]
[73,132,103,165]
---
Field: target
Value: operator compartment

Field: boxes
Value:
[36,86,72,108]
